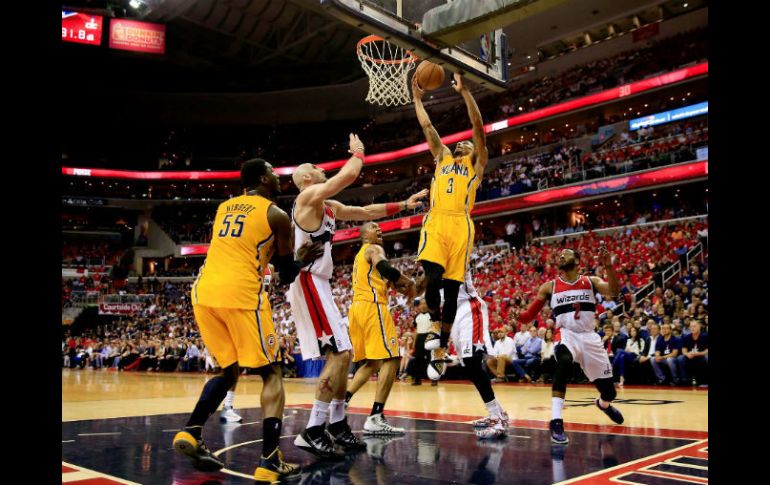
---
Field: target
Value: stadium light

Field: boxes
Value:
[129,0,143,8]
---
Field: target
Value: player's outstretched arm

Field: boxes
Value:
[267,205,323,285]
[517,281,553,323]
[412,77,451,161]
[296,133,365,205]
[590,244,620,299]
[325,189,428,222]
[453,73,488,175]
[366,244,416,299]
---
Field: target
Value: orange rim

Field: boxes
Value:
[356,35,419,65]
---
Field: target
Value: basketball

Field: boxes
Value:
[415,61,445,90]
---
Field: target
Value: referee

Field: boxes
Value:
[412,298,432,386]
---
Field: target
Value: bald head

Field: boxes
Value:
[361,222,382,244]
[292,163,325,190]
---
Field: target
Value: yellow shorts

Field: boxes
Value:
[416,211,475,282]
[348,300,400,363]
[193,303,278,369]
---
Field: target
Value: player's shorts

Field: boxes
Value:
[450,296,492,359]
[287,271,352,360]
[416,210,475,282]
[193,301,278,369]
[348,300,400,363]
[557,328,613,382]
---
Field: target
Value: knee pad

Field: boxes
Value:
[594,377,616,402]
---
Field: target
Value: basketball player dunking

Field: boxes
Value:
[173,159,323,482]
[412,73,488,359]
[517,246,625,444]
[287,134,428,459]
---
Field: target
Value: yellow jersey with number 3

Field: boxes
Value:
[352,243,389,303]
[192,194,275,309]
[430,153,478,214]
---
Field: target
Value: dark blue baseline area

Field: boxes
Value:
[62,408,693,485]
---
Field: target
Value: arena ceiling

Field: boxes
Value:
[62,0,706,94]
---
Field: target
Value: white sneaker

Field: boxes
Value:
[219,408,243,423]
[363,413,405,435]
[472,410,509,428]
[475,422,507,440]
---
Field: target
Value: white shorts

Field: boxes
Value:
[557,328,613,382]
[287,271,352,360]
[451,297,493,359]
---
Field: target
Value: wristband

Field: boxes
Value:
[352,151,365,162]
[385,203,400,216]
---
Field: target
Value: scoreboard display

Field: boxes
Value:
[62,11,103,46]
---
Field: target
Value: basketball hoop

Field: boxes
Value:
[357,35,418,107]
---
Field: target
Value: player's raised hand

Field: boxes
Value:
[296,241,324,265]
[597,242,613,267]
[452,72,465,93]
[348,133,365,154]
[405,189,429,209]
[411,76,425,100]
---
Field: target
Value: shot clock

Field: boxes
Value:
[62,11,103,46]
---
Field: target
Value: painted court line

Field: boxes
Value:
[62,461,142,485]
[77,432,122,436]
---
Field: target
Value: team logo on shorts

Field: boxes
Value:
[268,335,276,347]
[390,337,396,347]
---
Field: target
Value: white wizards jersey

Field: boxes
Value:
[292,201,336,280]
[550,275,597,333]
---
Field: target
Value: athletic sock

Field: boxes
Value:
[598,398,610,409]
[307,400,330,428]
[262,418,281,458]
[371,401,384,416]
[552,397,564,420]
[330,399,346,424]
[484,398,503,418]
[223,390,235,410]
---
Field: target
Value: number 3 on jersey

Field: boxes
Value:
[218,214,245,238]
[447,177,454,194]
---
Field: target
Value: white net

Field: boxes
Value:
[357,36,418,107]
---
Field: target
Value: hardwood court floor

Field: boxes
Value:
[62,369,708,484]
[62,369,707,432]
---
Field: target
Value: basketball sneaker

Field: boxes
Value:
[475,422,507,440]
[363,413,405,435]
[595,399,624,424]
[294,425,345,460]
[172,431,224,472]
[328,418,367,452]
[220,407,243,423]
[253,447,300,483]
[472,410,509,428]
[549,419,569,444]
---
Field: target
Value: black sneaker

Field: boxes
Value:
[595,399,624,424]
[328,418,367,452]
[253,447,300,483]
[411,380,422,386]
[294,425,345,460]
[172,431,225,472]
[549,419,569,445]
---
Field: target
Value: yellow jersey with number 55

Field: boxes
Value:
[430,153,478,215]
[192,194,275,310]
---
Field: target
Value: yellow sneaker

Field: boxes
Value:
[253,448,300,483]
[172,430,224,472]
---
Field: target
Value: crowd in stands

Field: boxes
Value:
[62,27,706,174]
[64,217,707,388]
[335,118,707,231]
[62,241,123,267]
[152,204,216,243]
